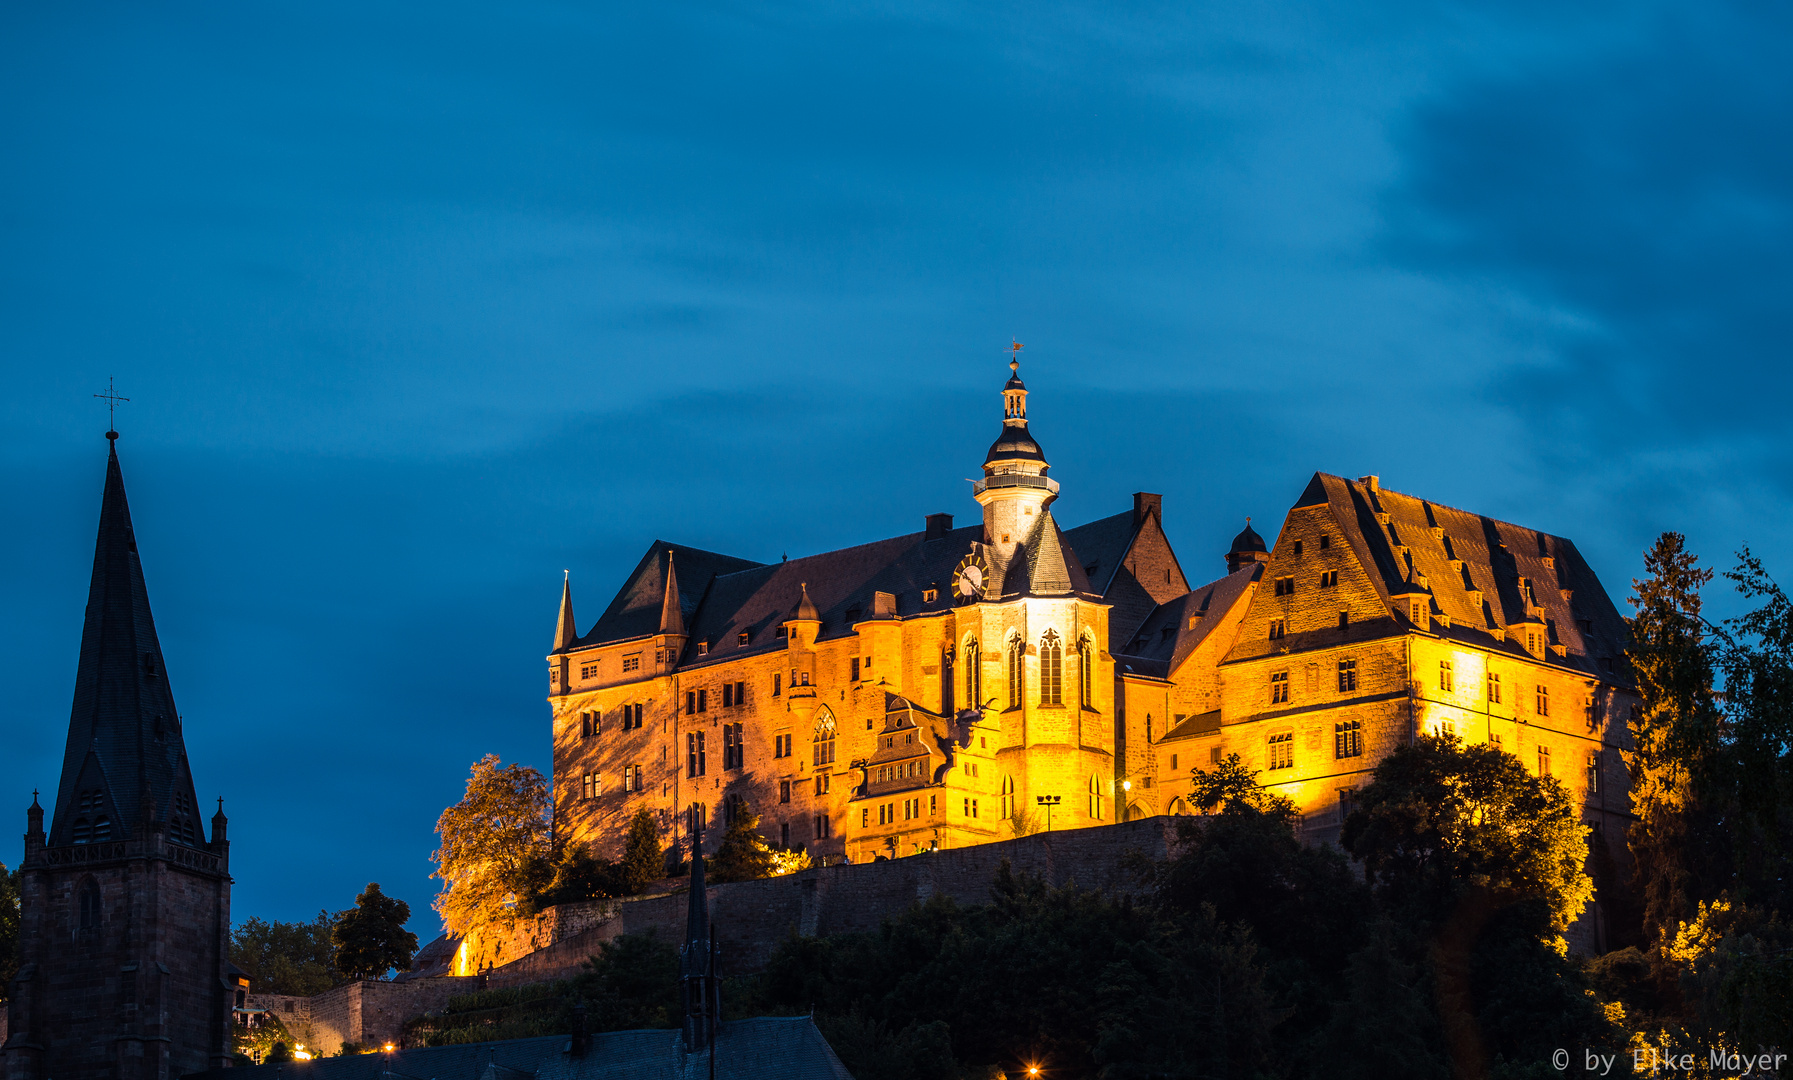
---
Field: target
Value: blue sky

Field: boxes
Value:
[4,1,1790,936]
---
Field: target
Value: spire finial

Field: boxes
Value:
[1010,340,1023,373]
[94,377,129,440]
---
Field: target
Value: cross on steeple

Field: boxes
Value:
[93,377,129,438]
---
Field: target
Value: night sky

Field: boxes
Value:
[5,2,1791,940]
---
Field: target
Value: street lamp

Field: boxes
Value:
[1035,794,1061,831]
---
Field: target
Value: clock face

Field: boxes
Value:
[953,554,987,603]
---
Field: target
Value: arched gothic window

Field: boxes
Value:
[1040,630,1063,706]
[1078,636,1094,710]
[79,878,101,931]
[964,639,981,709]
[1167,796,1188,816]
[1087,775,1105,821]
[1007,636,1025,710]
[813,708,837,767]
[941,647,955,715]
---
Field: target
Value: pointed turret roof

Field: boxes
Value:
[553,571,577,651]
[794,581,819,621]
[1021,511,1081,596]
[50,436,205,847]
[658,552,685,637]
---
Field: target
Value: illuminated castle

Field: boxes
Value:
[548,360,1636,875]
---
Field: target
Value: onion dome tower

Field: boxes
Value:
[1226,519,1271,573]
[974,351,1060,572]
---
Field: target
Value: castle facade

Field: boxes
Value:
[549,362,1636,883]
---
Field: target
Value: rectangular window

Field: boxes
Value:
[1293,540,1303,556]
[1488,672,1502,703]
[1435,718,1455,739]
[1268,731,1294,770]
[780,821,789,846]
[1319,570,1339,588]
[1491,731,1502,749]
[1335,719,1362,758]
[1210,746,1222,764]
[773,673,782,697]
[929,794,936,816]
[687,732,706,777]
[1320,535,1330,550]
[734,680,745,706]
[1170,753,1178,771]
[971,798,978,818]
[816,813,830,839]
[622,654,641,673]
[697,688,708,713]
[862,808,870,828]
[1587,752,1599,794]
[1338,611,1350,630]
[1269,619,1286,641]
[1270,671,1289,704]
[686,691,696,715]
[1275,576,1295,596]
[722,683,734,708]
[780,780,791,804]
[1337,658,1358,693]
[815,773,830,796]
[851,657,861,681]
[1439,660,1454,693]
[1537,745,1552,776]
[1535,684,1549,716]
[581,772,598,800]
[1337,788,1355,823]
[632,703,645,730]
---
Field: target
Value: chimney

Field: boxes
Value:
[925,513,953,540]
[1133,493,1162,528]
[1358,475,1379,493]
[872,591,897,618]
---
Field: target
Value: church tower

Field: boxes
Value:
[4,432,235,1080]
[973,354,1059,580]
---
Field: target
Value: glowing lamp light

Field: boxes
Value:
[383,1043,395,1053]
[1027,1066,1041,1077]
[292,1045,314,1061]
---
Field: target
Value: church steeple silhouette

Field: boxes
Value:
[5,432,236,1080]
[48,432,207,849]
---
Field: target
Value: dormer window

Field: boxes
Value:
[738,631,750,646]
[697,641,709,655]
[923,588,938,604]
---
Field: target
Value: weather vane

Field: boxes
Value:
[94,377,129,437]
[1009,340,1024,371]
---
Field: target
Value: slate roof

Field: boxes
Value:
[50,438,206,848]
[1289,473,1634,684]
[573,544,763,650]
[184,1018,853,1080]
[1060,511,1137,596]
[1114,564,1262,679]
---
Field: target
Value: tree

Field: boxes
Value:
[569,932,681,1031]
[1716,547,1793,917]
[432,755,553,940]
[231,911,340,996]
[1626,532,1731,945]
[332,883,418,981]
[0,862,18,1001]
[1343,733,1592,934]
[618,809,664,895]
[706,810,776,884]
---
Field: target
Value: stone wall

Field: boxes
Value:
[304,976,483,1056]
[486,815,1177,988]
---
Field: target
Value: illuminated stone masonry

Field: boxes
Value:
[549,366,1636,941]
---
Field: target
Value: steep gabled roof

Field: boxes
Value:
[1115,563,1261,678]
[577,543,762,648]
[1239,472,1633,683]
[51,438,206,847]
